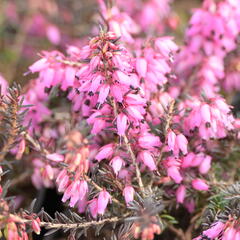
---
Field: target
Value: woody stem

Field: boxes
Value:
[111,99,146,196]
[157,99,175,166]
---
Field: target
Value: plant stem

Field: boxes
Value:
[0,89,20,161]
[157,99,175,166]
[168,224,186,240]
[40,215,123,229]
[123,135,145,196]
[85,175,124,207]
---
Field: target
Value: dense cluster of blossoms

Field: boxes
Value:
[0,0,240,239]
[175,0,240,97]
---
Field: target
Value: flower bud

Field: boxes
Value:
[192,179,209,191]
[123,186,135,204]
[97,190,111,215]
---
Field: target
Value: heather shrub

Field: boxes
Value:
[0,0,239,239]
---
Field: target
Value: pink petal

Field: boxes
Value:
[136,58,147,78]
[167,166,182,183]
[46,153,64,162]
[111,84,123,102]
[29,58,48,73]
[95,143,114,161]
[203,221,225,238]
[192,179,209,191]
[110,156,124,175]
[46,25,61,45]
[138,151,157,171]
[200,104,211,123]
[176,185,186,204]
[89,198,98,218]
[97,190,111,215]
[98,84,110,104]
[167,130,176,151]
[114,70,131,86]
[117,113,128,136]
[123,186,135,204]
[199,155,212,174]
[176,134,188,155]
[126,106,143,120]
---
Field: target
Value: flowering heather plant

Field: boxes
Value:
[0,0,240,239]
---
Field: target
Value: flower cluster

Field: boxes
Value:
[0,0,240,239]
[176,0,240,97]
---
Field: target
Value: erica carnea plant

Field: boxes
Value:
[0,0,240,239]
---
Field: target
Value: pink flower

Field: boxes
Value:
[136,58,147,78]
[42,68,55,88]
[222,227,237,240]
[62,181,78,203]
[89,75,102,94]
[78,180,88,200]
[113,70,131,86]
[98,84,110,104]
[192,179,209,191]
[138,151,157,171]
[123,186,135,204]
[176,185,186,204]
[138,133,161,149]
[95,143,115,161]
[97,190,111,215]
[155,37,178,58]
[69,181,81,207]
[110,156,124,175]
[89,198,98,219]
[61,67,75,91]
[117,113,128,136]
[176,134,188,155]
[98,0,139,43]
[184,97,234,140]
[199,155,212,174]
[57,174,69,192]
[46,25,61,45]
[29,58,48,73]
[234,231,240,240]
[184,198,195,213]
[167,166,182,184]
[32,219,41,235]
[90,56,101,71]
[56,169,69,192]
[0,73,8,95]
[203,221,225,238]
[111,84,124,102]
[16,138,26,160]
[46,153,64,162]
[200,104,211,123]
[182,153,195,168]
[88,111,107,134]
[126,106,143,120]
[125,94,146,106]
[167,130,176,151]
[45,165,54,180]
